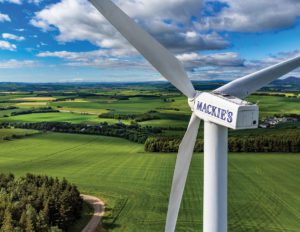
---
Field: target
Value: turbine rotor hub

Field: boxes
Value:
[188,91,201,111]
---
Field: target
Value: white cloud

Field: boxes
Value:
[38,50,128,61]
[186,50,300,81]
[247,50,300,72]
[177,52,244,70]
[0,0,42,4]
[30,0,228,55]
[28,0,42,4]
[2,33,25,41]
[0,40,16,51]
[37,50,147,68]
[0,0,21,4]
[0,59,38,68]
[198,0,300,32]
[0,13,10,22]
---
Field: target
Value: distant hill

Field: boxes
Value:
[272,76,300,85]
[0,76,298,92]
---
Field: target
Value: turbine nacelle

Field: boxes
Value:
[189,92,259,130]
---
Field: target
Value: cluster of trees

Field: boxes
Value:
[2,133,35,141]
[135,112,160,122]
[5,121,161,144]
[99,111,160,122]
[99,112,136,120]
[228,135,300,152]
[110,96,129,100]
[157,107,180,111]
[0,106,18,111]
[11,107,59,116]
[145,135,300,153]
[162,98,175,102]
[0,173,82,232]
[144,137,203,152]
[273,113,300,119]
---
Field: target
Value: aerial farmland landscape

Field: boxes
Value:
[0,81,299,231]
[0,0,300,232]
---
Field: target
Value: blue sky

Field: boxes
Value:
[0,0,299,83]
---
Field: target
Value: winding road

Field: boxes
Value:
[81,194,105,232]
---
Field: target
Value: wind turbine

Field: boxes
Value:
[89,0,300,231]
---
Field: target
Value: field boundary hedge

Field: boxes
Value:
[145,135,300,153]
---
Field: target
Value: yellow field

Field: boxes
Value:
[15,97,56,101]
[58,107,108,115]
[16,102,48,107]
[64,99,88,103]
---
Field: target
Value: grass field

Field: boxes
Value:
[0,132,299,232]
[247,95,300,118]
[0,112,130,125]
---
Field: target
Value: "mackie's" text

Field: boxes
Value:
[196,101,233,123]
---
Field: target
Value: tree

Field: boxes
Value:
[1,209,13,232]
[25,214,34,232]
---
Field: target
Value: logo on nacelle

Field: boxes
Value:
[196,101,233,123]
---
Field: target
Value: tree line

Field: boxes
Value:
[145,135,300,153]
[0,173,82,232]
[11,107,59,116]
[3,121,161,144]
[99,110,160,122]
[0,106,18,111]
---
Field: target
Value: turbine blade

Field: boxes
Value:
[165,113,201,232]
[214,55,300,99]
[89,0,196,98]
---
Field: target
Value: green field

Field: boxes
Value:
[0,112,129,125]
[247,95,300,118]
[0,90,299,128]
[0,132,299,232]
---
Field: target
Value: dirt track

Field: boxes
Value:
[81,194,105,232]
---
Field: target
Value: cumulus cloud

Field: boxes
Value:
[187,50,300,81]
[246,50,300,76]
[37,50,147,68]
[37,49,247,74]
[30,0,300,82]
[2,33,25,41]
[177,52,245,71]
[0,59,38,68]
[197,0,300,32]
[37,49,133,61]
[0,40,16,51]
[0,13,10,22]
[30,0,229,55]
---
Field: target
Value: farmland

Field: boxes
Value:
[0,82,299,231]
[0,132,299,232]
[0,89,299,130]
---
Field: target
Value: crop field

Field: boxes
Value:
[15,97,57,101]
[0,132,299,232]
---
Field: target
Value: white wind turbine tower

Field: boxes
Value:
[89,0,300,231]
